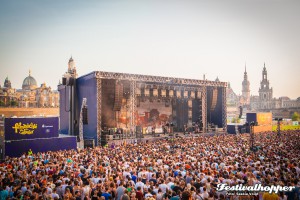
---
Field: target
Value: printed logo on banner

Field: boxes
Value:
[42,124,54,128]
[5,117,59,140]
[42,124,54,134]
[12,122,38,135]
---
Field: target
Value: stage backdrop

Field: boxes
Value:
[135,99,172,131]
[5,117,59,140]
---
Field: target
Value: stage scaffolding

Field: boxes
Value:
[94,71,227,142]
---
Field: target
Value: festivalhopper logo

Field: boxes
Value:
[216,184,295,195]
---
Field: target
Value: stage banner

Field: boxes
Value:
[5,117,59,141]
[5,136,77,157]
[257,113,272,125]
[246,112,272,126]
[292,121,299,126]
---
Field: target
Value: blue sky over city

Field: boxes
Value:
[0,0,299,98]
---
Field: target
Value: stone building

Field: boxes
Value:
[248,64,300,114]
[226,63,300,118]
[0,77,17,106]
[0,70,59,108]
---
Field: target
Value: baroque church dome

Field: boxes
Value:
[22,70,37,90]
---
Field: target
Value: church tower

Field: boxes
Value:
[67,56,78,78]
[258,63,273,109]
[241,65,250,105]
[4,76,12,88]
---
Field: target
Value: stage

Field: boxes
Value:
[59,71,227,146]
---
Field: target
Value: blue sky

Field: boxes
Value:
[0,0,299,99]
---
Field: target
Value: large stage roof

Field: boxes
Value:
[79,71,227,88]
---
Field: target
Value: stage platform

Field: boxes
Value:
[59,70,227,146]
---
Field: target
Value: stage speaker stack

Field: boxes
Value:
[239,106,243,118]
[84,139,95,148]
[100,130,110,146]
[210,88,218,111]
[113,82,123,111]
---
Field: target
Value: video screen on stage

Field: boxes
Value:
[137,99,172,128]
[118,98,172,133]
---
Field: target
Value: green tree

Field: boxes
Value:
[292,112,299,121]
[10,100,18,107]
[231,117,241,123]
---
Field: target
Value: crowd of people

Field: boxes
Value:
[0,130,300,200]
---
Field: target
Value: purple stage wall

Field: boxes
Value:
[5,117,59,140]
[5,136,77,157]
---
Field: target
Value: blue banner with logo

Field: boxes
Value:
[5,136,77,157]
[5,117,59,140]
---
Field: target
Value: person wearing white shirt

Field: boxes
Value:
[123,170,131,180]
[167,178,174,190]
[61,180,68,195]
[181,170,186,177]
[135,178,145,193]
[51,188,60,199]
[158,180,168,194]
[200,187,209,199]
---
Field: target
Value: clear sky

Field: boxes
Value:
[0,0,299,99]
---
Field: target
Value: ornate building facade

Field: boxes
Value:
[0,77,17,106]
[248,64,300,113]
[225,63,300,118]
[0,70,59,108]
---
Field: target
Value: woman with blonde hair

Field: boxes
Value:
[64,188,74,200]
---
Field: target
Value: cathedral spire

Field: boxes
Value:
[242,63,250,105]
